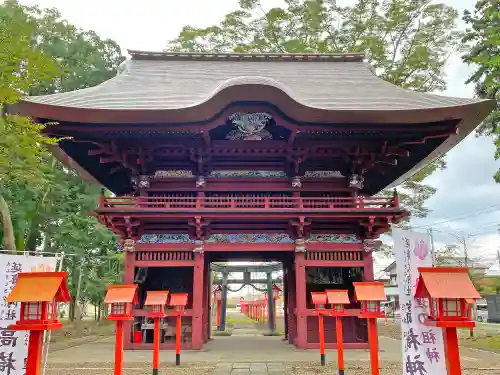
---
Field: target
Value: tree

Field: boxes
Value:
[462,0,500,181]
[167,0,462,220]
[1,0,125,319]
[0,0,126,252]
[0,0,60,250]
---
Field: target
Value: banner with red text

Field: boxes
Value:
[0,254,59,375]
[393,229,446,375]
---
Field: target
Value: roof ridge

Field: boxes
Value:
[127,49,365,62]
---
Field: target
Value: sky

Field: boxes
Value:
[18,0,500,264]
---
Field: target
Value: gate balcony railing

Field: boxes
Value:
[99,195,399,211]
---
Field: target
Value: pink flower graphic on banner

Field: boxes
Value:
[413,239,428,260]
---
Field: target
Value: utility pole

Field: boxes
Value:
[428,228,436,265]
[497,225,500,269]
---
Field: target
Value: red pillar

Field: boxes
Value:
[152,319,160,375]
[123,251,135,349]
[192,252,204,349]
[175,315,181,365]
[26,331,43,375]
[318,314,326,366]
[288,263,297,345]
[367,318,379,375]
[217,300,221,327]
[295,252,307,348]
[336,317,345,375]
[114,320,124,375]
[444,327,462,375]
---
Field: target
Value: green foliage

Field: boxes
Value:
[167,0,463,220]
[0,0,126,318]
[462,0,500,181]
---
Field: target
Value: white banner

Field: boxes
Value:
[393,229,446,375]
[0,254,59,375]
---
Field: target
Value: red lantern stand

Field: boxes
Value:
[144,291,169,375]
[326,289,351,375]
[169,293,188,366]
[104,284,138,375]
[272,284,282,330]
[353,282,386,375]
[215,289,222,329]
[6,272,71,375]
[414,267,480,375]
[311,292,328,366]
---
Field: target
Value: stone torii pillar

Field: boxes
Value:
[218,272,229,332]
[267,272,276,333]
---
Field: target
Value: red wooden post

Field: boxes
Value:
[367,318,379,375]
[192,252,204,349]
[444,327,461,375]
[26,331,44,375]
[295,252,307,348]
[318,314,326,366]
[311,292,328,366]
[175,314,181,365]
[115,320,125,375]
[153,319,160,375]
[336,317,345,375]
[169,293,188,366]
[217,299,221,327]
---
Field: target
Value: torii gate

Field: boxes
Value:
[211,263,282,333]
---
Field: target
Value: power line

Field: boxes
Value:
[412,203,500,229]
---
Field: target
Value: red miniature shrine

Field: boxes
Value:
[6,272,71,375]
[415,267,481,375]
[326,290,351,375]
[354,282,386,375]
[169,293,188,366]
[104,284,138,375]
[145,291,169,375]
[311,292,328,366]
[415,267,479,328]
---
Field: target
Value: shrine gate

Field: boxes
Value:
[9,51,494,351]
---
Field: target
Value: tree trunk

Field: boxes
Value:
[0,193,16,252]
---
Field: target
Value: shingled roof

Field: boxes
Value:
[11,50,494,125]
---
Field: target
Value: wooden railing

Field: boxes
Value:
[99,195,398,210]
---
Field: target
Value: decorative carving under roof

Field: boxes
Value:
[304,171,344,178]
[227,112,273,140]
[154,170,194,179]
[208,170,287,178]
[136,233,361,244]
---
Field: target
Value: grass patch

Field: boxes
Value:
[50,319,115,343]
[213,330,232,336]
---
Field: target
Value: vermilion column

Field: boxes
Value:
[295,252,307,348]
[336,317,345,375]
[191,252,204,349]
[367,318,379,375]
[123,251,135,350]
[444,327,462,375]
[115,320,124,375]
[26,331,44,375]
[152,319,160,375]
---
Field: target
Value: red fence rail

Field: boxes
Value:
[100,195,398,210]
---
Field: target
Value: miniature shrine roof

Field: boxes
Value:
[104,284,138,304]
[311,292,328,306]
[353,282,386,301]
[144,291,169,306]
[415,267,481,300]
[326,289,350,304]
[169,293,188,306]
[5,272,71,303]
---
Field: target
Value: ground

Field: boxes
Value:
[45,312,500,374]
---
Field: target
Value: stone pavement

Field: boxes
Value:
[212,362,286,375]
[45,313,500,374]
